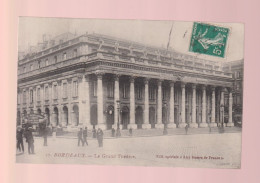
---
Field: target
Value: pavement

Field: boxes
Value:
[16,130,242,169]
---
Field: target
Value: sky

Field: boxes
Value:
[18,17,244,62]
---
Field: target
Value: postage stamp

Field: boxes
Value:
[189,22,230,58]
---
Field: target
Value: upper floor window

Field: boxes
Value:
[54,56,57,63]
[162,87,167,100]
[63,52,67,60]
[45,59,49,66]
[74,49,78,57]
[72,81,78,97]
[29,90,34,103]
[149,86,156,100]
[23,90,26,104]
[63,83,68,98]
[37,87,41,101]
[122,83,129,99]
[107,82,114,98]
[136,84,142,99]
[44,86,49,100]
[53,84,58,99]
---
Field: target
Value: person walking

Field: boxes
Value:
[16,126,24,153]
[25,127,35,154]
[97,128,104,147]
[92,127,97,138]
[77,128,84,146]
[83,127,88,146]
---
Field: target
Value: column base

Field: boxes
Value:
[226,122,234,127]
[189,123,198,128]
[128,124,137,129]
[155,124,164,129]
[209,123,217,127]
[199,122,208,128]
[96,124,107,130]
[178,123,187,128]
[167,123,176,128]
[142,124,152,129]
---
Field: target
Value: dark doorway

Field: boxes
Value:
[149,107,156,128]
[106,105,114,130]
[121,106,129,129]
[135,106,143,129]
[63,106,68,126]
[45,108,50,125]
[90,105,97,127]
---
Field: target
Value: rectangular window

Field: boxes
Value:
[136,85,142,99]
[53,85,58,99]
[107,82,114,98]
[73,81,78,97]
[93,81,97,97]
[74,49,78,57]
[54,56,57,63]
[45,86,49,100]
[123,83,129,99]
[63,52,67,60]
[23,91,26,104]
[162,87,167,100]
[149,86,155,100]
[29,90,33,103]
[37,87,41,101]
[63,83,67,98]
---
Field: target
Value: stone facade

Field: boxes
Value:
[17,32,235,130]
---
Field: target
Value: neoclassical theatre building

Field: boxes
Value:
[17,32,235,130]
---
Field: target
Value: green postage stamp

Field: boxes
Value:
[189,22,229,58]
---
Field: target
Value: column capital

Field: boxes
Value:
[113,74,121,81]
[221,87,226,92]
[181,82,186,88]
[191,83,197,89]
[129,75,136,83]
[170,81,175,87]
[84,74,90,82]
[157,79,163,86]
[144,77,150,84]
[95,71,104,79]
[211,86,216,91]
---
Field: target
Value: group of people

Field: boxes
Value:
[16,126,35,154]
[77,127,104,147]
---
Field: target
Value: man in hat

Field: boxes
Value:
[77,128,84,146]
[25,127,35,154]
[97,128,104,147]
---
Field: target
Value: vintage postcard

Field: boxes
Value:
[16,17,244,168]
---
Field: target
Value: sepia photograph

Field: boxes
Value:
[16,17,244,168]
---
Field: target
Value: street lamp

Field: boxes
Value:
[220,104,224,127]
[116,100,121,137]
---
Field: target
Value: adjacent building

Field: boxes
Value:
[17,32,236,130]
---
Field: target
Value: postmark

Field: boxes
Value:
[189,22,230,58]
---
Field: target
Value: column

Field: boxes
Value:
[209,86,217,127]
[143,78,151,129]
[156,79,164,128]
[113,74,120,129]
[85,75,91,128]
[220,87,225,126]
[179,83,186,128]
[129,76,137,129]
[190,84,198,128]
[79,76,86,126]
[200,85,208,127]
[97,73,106,130]
[227,90,234,127]
[168,81,176,128]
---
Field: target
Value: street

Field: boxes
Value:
[16,132,241,169]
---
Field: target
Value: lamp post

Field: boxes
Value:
[116,100,121,137]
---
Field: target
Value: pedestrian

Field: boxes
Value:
[129,127,133,136]
[163,126,168,135]
[111,128,115,137]
[83,127,88,146]
[77,128,84,146]
[16,126,24,153]
[43,126,48,146]
[25,127,35,154]
[92,127,97,138]
[97,128,104,147]
[185,124,189,135]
